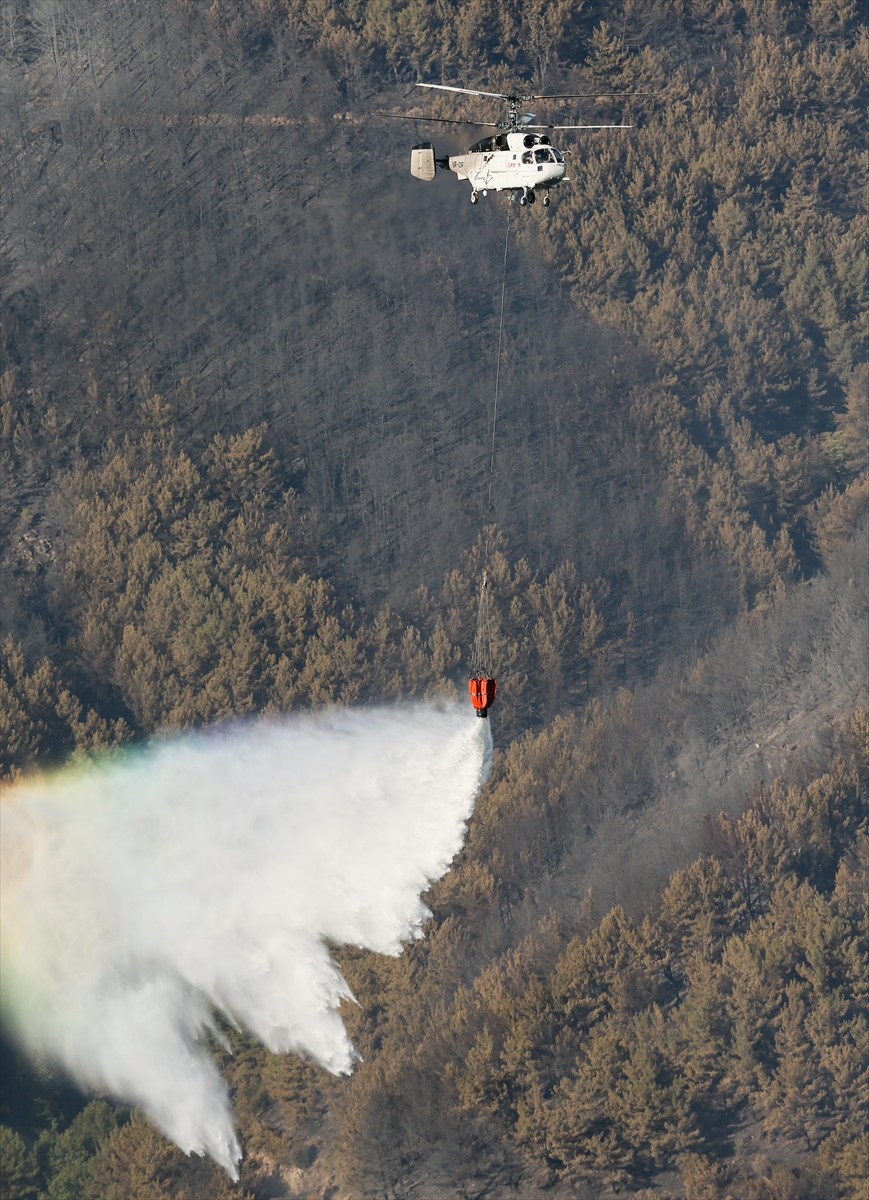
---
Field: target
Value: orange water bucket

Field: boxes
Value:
[468,677,497,718]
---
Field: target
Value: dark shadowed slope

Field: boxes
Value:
[2,0,737,664]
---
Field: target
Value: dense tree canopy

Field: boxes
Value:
[1,0,866,1195]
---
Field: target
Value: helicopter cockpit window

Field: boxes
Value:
[521,150,533,164]
[534,148,555,163]
[552,148,565,163]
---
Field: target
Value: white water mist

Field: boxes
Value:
[0,702,492,1177]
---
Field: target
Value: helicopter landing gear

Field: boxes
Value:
[527,189,536,205]
[542,192,551,208]
[470,191,479,204]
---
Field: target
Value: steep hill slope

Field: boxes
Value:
[1,1,867,1197]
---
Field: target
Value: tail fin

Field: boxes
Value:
[410,142,436,181]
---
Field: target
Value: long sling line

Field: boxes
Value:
[470,210,511,688]
[486,211,511,529]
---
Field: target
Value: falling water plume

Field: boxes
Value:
[0,701,492,1177]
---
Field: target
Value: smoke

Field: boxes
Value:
[0,702,492,1176]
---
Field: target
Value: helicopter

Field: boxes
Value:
[392,83,650,207]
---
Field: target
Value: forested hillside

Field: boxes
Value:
[1,0,867,1196]
[3,723,868,1197]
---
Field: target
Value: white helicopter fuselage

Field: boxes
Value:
[410,129,566,203]
[448,130,566,196]
[405,81,634,207]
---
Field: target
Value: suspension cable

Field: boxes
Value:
[486,211,511,528]
[471,209,511,687]
[469,567,493,679]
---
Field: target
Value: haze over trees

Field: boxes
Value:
[1,0,867,1196]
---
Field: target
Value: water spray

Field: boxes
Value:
[0,702,491,1176]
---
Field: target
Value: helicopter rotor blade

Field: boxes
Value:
[415,82,511,100]
[412,84,660,108]
[525,123,635,130]
[383,113,500,127]
[531,91,660,99]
